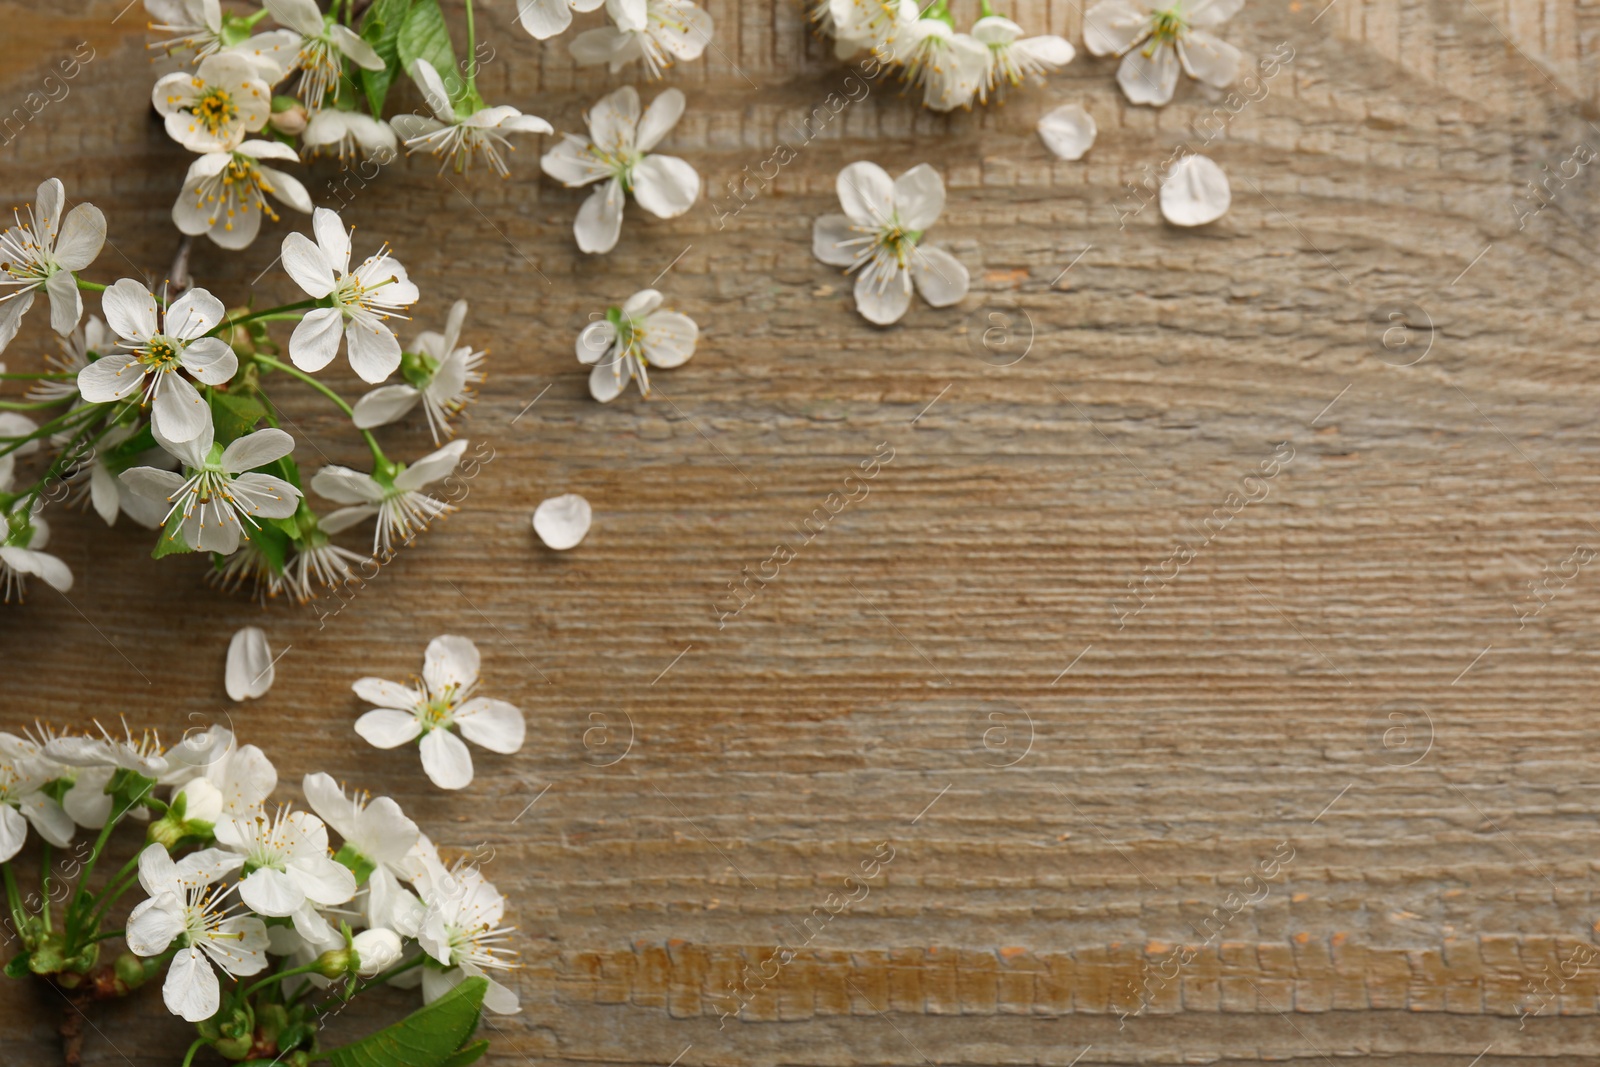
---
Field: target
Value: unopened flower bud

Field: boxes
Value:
[352,928,404,977]
[270,96,308,136]
[176,778,223,824]
[311,947,354,979]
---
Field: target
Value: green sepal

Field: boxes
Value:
[152,523,193,559]
[333,843,377,885]
[4,952,31,978]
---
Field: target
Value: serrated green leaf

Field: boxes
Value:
[397,0,458,97]
[360,0,412,116]
[325,975,487,1067]
[210,390,268,445]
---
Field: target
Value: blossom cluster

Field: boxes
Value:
[0,719,518,1061]
[0,181,483,604]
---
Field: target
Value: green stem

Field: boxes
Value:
[217,300,319,332]
[240,961,322,1000]
[254,354,388,465]
[352,954,424,997]
[2,864,26,937]
[180,1037,207,1067]
[63,815,122,944]
[75,278,106,292]
[0,398,72,411]
[84,853,144,938]
[464,0,478,87]
[0,371,76,380]
[88,928,125,944]
[979,0,996,15]
[38,844,52,933]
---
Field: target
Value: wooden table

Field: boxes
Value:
[5,0,1600,1063]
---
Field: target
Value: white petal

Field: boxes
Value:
[226,626,274,701]
[311,207,352,275]
[910,246,970,307]
[281,231,336,298]
[518,0,574,38]
[220,427,295,472]
[812,214,862,268]
[167,287,226,339]
[1118,43,1180,106]
[76,351,145,403]
[1160,154,1231,226]
[1187,0,1244,28]
[456,697,525,753]
[289,307,344,372]
[289,854,357,905]
[635,88,685,152]
[178,336,237,385]
[576,320,616,364]
[54,203,107,271]
[587,85,640,151]
[424,634,480,693]
[575,178,625,254]
[152,374,212,444]
[352,384,422,428]
[854,268,912,326]
[892,164,945,231]
[630,155,700,219]
[640,311,696,367]
[102,278,159,342]
[345,319,401,384]
[311,465,384,505]
[45,269,83,336]
[532,493,591,550]
[1178,29,1241,88]
[239,866,305,917]
[353,676,423,709]
[540,135,609,187]
[836,161,895,227]
[393,439,466,490]
[0,806,25,862]
[263,0,326,36]
[419,729,474,790]
[588,360,626,402]
[1084,0,1152,55]
[410,58,457,122]
[1037,103,1097,161]
[164,946,221,1022]
[126,895,185,956]
[260,166,313,214]
[355,708,423,749]
[331,23,385,70]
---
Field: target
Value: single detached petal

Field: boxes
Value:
[1037,103,1097,161]
[910,246,970,307]
[419,729,474,790]
[631,155,700,219]
[1118,43,1180,106]
[456,697,526,753]
[892,164,945,231]
[1178,29,1241,88]
[355,708,423,749]
[226,626,274,701]
[532,493,591,550]
[575,178,625,254]
[1159,154,1231,226]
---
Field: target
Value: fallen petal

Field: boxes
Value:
[532,494,592,551]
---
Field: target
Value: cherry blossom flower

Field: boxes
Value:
[1084,0,1241,106]
[0,737,72,861]
[540,86,700,254]
[46,721,177,827]
[282,208,420,384]
[283,517,369,603]
[120,423,302,555]
[972,15,1075,102]
[0,513,73,603]
[303,772,422,932]
[570,0,712,78]
[353,300,483,444]
[898,19,989,111]
[187,732,277,817]
[352,634,525,791]
[125,844,266,1022]
[145,0,226,61]
[214,806,358,928]
[152,52,272,153]
[255,0,386,110]
[77,280,238,443]
[174,140,313,251]
[416,862,519,1012]
[518,0,605,39]
[812,162,969,325]
[819,0,918,60]
[576,288,696,402]
[302,109,399,165]
[0,178,106,353]
[389,60,553,178]
[24,314,111,404]
[311,439,466,555]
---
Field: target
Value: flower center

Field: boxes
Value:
[194,87,238,135]
[876,223,923,269]
[1147,8,1187,46]
[419,684,460,730]
[140,335,184,371]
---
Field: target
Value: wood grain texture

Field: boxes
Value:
[4,0,1600,1064]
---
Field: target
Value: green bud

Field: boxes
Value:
[311,948,355,979]
[114,952,151,990]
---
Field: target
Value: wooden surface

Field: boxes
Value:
[6,0,1600,1063]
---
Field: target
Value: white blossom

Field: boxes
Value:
[389,60,553,178]
[152,52,272,153]
[569,0,712,78]
[254,0,386,110]
[0,178,106,353]
[310,440,466,555]
[972,15,1075,102]
[174,140,313,250]
[517,0,605,39]
[416,862,520,1012]
[576,289,696,402]
[1084,0,1242,106]
[352,300,483,445]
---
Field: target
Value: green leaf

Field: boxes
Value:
[325,976,487,1067]
[210,390,268,445]
[397,0,459,98]
[5,952,31,979]
[152,524,193,559]
[102,424,157,466]
[360,0,412,116]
